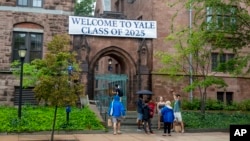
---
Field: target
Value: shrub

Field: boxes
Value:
[237,100,250,111]
[183,98,250,111]
[206,98,224,110]
[182,98,200,110]
[223,102,238,111]
[182,111,250,129]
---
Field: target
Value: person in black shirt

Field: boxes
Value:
[142,99,154,134]
[114,84,123,102]
[136,95,144,131]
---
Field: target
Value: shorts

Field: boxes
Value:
[112,117,122,123]
[174,112,182,122]
[137,113,143,120]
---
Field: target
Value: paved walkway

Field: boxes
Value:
[0,132,229,141]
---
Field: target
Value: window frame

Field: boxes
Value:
[226,92,233,105]
[211,53,235,72]
[217,92,224,102]
[12,31,43,63]
[216,91,233,105]
[17,0,43,8]
[206,5,238,31]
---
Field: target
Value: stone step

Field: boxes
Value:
[89,104,160,130]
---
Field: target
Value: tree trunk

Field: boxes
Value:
[51,105,58,141]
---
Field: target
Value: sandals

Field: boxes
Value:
[114,130,122,135]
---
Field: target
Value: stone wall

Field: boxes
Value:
[0,12,69,71]
[0,0,75,11]
[152,74,250,103]
[0,73,17,106]
[0,0,74,105]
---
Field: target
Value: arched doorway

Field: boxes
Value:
[88,46,137,111]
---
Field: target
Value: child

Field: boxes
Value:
[142,99,154,134]
[161,100,175,136]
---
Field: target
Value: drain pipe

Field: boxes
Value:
[189,3,193,102]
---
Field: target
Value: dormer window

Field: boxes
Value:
[17,0,43,8]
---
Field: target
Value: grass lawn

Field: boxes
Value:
[0,106,105,133]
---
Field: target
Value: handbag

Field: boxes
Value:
[107,118,112,127]
[174,120,182,132]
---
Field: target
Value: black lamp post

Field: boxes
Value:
[18,47,27,119]
[66,65,73,125]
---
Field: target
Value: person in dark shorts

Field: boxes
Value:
[142,99,154,134]
[136,94,144,131]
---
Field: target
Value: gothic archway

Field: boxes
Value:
[87,46,137,110]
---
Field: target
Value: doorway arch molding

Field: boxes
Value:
[87,46,138,104]
[89,46,137,74]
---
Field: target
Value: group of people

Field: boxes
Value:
[137,93,185,136]
[107,86,184,136]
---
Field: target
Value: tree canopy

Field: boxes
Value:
[74,0,95,16]
[12,34,84,106]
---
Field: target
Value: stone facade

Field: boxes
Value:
[93,0,250,108]
[0,0,74,105]
[0,0,249,108]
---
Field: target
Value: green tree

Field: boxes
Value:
[156,0,249,116]
[12,34,84,140]
[74,0,95,16]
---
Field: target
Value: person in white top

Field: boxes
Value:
[157,96,165,130]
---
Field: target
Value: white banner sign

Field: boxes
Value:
[68,16,157,38]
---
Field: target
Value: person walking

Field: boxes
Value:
[113,84,123,102]
[157,96,165,129]
[142,99,154,134]
[161,101,175,136]
[136,94,144,131]
[108,95,126,135]
[173,94,184,133]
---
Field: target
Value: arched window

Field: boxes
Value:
[12,22,43,63]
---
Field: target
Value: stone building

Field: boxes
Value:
[90,0,250,110]
[0,0,249,110]
[0,0,74,105]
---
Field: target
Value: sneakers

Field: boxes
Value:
[181,130,184,133]
[117,130,122,134]
[137,128,142,131]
